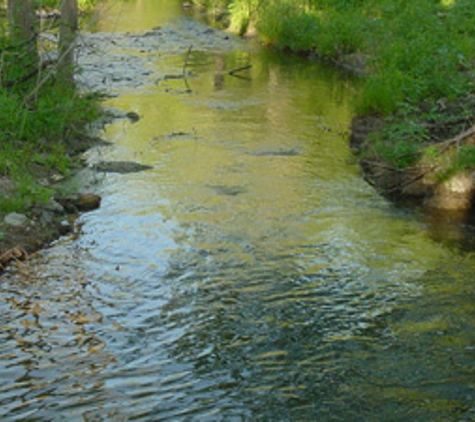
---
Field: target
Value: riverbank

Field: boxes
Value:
[0,17,248,271]
[0,133,102,271]
[350,94,475,211]
[189,0,475,211]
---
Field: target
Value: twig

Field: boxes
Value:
[434,124,475,152]
[1,59,57,88]
[361,158,439,194]
[228,64,252,75]
[360,158,406,172]
[384,164,440,194]
[183,45,193,91]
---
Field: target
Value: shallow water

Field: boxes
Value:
[1,1,475,420]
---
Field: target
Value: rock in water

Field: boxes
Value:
[76,193,102,211]
[56,193,102,213]
[95,161,153,174]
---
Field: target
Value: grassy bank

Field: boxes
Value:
[193,0,475,178]
[0,84,98,212]
[0,11,99,214]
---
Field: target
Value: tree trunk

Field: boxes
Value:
[58,0,78,87]
[7,0,37,63]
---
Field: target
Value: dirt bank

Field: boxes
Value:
[350,95,475,213]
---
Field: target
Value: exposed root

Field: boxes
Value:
[0,247,28,272]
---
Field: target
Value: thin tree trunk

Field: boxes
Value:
[7,0,37,63]
[58,0,78,87]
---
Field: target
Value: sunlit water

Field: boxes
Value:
[1,1,475,421]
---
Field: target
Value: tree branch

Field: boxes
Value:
[1,59,57,88]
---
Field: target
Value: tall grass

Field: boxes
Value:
[0,84,99,211]
[0,14,99,212]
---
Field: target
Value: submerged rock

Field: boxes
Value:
[207,185,247,196]
[100,107,141,123]
[56,193,102,213]
[250,148,301,157]
[94,161,153,174]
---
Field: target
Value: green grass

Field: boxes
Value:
[0,1,102,213]
[0,68,99,213]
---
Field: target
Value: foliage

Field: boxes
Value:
[0,6,99,213]
[435,145,475,182]
[257,2,319,51]
[228,0,262,35]
[31,0,99,11]
[0,83,99,211]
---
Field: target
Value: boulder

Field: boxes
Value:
[56,193,102,213]
[4,213,29,227]
[425,172,475,210]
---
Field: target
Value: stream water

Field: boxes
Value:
[1,1,475,421]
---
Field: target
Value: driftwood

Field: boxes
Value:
[183,44,193,78]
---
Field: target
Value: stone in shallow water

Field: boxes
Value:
[56,193,102,213]
[207,185,247,196]
[94,161,153,174]
[250,148,301,157]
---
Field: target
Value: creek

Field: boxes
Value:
[1,1,475,420]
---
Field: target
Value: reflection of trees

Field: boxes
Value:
[214,55,226,90]
[419,207,475,250]
[97,0,182,32]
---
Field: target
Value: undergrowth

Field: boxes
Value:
[0,21,99,213]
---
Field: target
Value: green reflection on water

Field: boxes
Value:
[89,10,475,418]
[92,0,184,32]
[2,0,475,420]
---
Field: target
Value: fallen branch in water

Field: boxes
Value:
[228,64,252,75]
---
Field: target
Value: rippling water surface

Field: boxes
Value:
[1,1,475,420]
